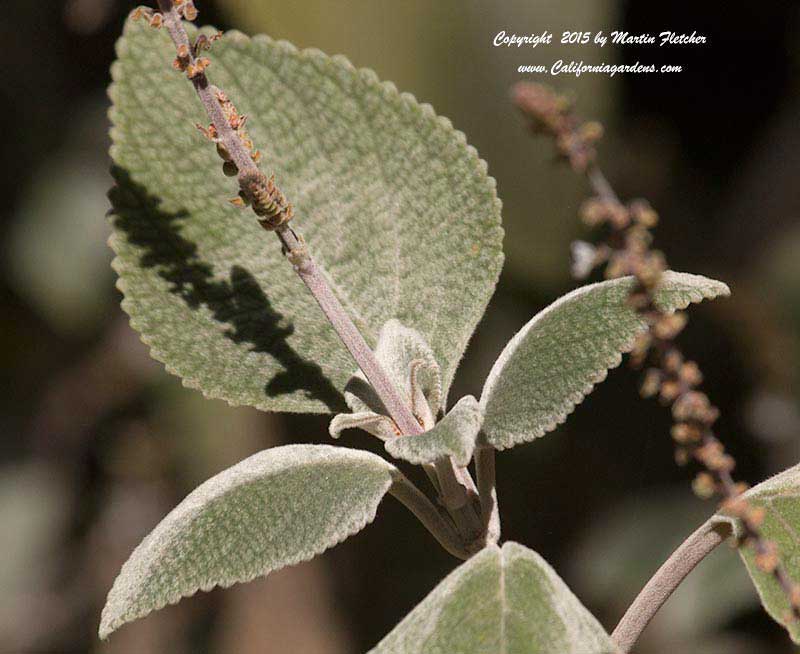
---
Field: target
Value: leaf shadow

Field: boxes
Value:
[109,166,346,412]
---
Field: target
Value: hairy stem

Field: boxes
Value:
[475,444,500,545]
[611,518,730,652]
[389,474,476,560]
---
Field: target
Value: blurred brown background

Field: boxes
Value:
[2,1,800,652]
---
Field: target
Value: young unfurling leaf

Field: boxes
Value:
[385,395,483,467]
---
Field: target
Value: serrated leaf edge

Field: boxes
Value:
[99,444,398,639]
[107,18,504,414]
[384,395,483,466]
[480,272,730,450]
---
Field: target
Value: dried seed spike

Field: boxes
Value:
[519,70,800,621]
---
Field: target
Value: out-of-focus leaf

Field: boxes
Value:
[6,101,112,334]
[100,444,397,638]
[0,463,69,593]
[480,272,730,450]
[571,487,755,644]
[715,463,800,643]
[369,541,618,653]
[108,19,503,414]
[385,395,482,466]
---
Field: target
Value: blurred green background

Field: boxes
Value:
[2,1,800,652]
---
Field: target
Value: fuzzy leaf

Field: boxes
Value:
[108,19,503,414]
[370,541,618,653]
[331,320,442,440]
[714,463,800,643]
[343,320,443,424]
[480,272,730,450]
[99,444,397,639]
[385,395,482,466]
[329,411,397,440]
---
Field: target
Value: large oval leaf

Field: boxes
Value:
[480,272,730,450]
[370,541,618,653]
[108,18,503,414]
[99,444,397,639]
[715,463,800,643]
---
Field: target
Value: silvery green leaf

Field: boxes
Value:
[480,272,730,450]
[714,463,800,643]
[99,444,397,639]
[572,486,755,641]
[331,320,442,440]
[108,19,503,414]
[385,395,482,467]
[344,320,442,419]
[329,411,397,440]
[369,541,618,653]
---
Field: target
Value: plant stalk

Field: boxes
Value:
[611,518,730,652]
[389,474,476,559]
[475,444,500,545]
